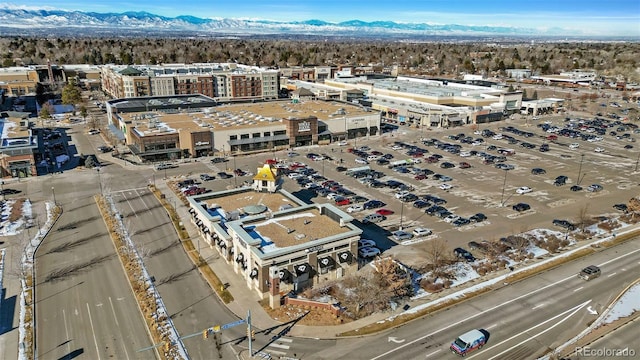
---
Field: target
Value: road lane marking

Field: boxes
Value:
[487,323,498,329]
[532,303,545,310]
[370,246,640,360]
[278,338,293,343]
[608,272,617,277]
[573,287,584,292]
[269,343,290,349]
[266,349,287,356]
[472,300,591,360]
[108,297,119,326]
[425,349,441,358]
[86,303,102,360]
[62,309,71,354]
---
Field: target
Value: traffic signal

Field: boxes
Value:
[246,327,251,338]
[203,329,209,339]
[251,330,255,339]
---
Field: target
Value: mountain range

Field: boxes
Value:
[0,8,582,38]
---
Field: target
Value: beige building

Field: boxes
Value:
[187,166,361,307]
[106,95,381,161]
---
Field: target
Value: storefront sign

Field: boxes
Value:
[195,141,210,146]
[298,121,311,132]
[306,244,323,253]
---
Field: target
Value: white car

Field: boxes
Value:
[358,239,376,248]
[355,158,369,164]
[395,190,411,199]
[391,145,403,150]
[358,246,381,258]
[444,214,460,223]
[439,183,453,191]
[391,231,413,241]
[516,186,533,194]
[412,227,433,237]
[347,204,364,213]
[326,192,341,200]
[594,147,605,153]
[459,151,472,157]
[338,141,348,146]
[492,134,503,140]
[569,143,579,149]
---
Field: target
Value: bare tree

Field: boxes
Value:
[577,203,590,234]
[423,238,450,280]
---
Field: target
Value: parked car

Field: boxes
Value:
[355,158,369,164]
[459,162,471,169]
[516,186,532,194]
[336,166,347,172]
[347,204,364,213]
[413,200,430,209]
[439,183,453,191]
[362,214,386,224]
[552,219,576,230]
[586,184,603,192]
[363,200,386,209]
[335,198,352,206]
[359,246,381,258]
[512,203,531,212]
[570,185,583,192]
[469,213,487,223]
[453,248,475,262]
[87,129,100,135]
[412,227,433,237]
[531,168,547,175]
[452,217,471,227]
[569,143,580,150]
[594,147,605,153]
[155,163,178,170]
[613,203,628,212]
[391,230,413,241]
[358,239,376,248]
[97,145,113,153]
[211,157,227,163]
[217,172,233,179]
[376,209,395,216]
[199,174,215,181]
[554,175,568,186]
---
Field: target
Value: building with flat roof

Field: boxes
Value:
[106,95,380,161]
[289,75,522,128]
[186,166,362,308]
[100,63,279,101]
[0,112,37,178]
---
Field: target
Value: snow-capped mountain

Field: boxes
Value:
[0,7,576,37]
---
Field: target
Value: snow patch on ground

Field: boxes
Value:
[601,283,640,324]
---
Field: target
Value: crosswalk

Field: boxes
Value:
[265,337,293,357]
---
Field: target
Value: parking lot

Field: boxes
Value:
[163,111,639,267]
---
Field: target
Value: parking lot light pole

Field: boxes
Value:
[635,152,640,172]
[52,186,57,206]
[577,153,585,185]
[500,169,508,207]
[1,181,4,201]
[399,200,404,230]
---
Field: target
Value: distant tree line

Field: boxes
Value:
[1,36,638,82]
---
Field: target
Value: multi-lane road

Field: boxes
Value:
[304,238,640,360]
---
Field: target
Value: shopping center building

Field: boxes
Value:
[105,95,380,161]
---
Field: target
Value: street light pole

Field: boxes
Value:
[1,181,4,201]
[399,200,404,230]
[577,153,585,185]
[51,186,57,206]
[97,167,103,195]
[233,156,238,187]
[635,152,640,172]
[500,169,508,207]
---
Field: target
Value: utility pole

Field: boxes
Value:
[233,156,238,187]
[399,200,404,230]
[635,152,640,172]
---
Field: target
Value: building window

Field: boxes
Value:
[252,132,261,138]
[263,131,271,137]
[240,134,249,139]
[230,135,238,141]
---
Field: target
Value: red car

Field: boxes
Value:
[459,162,471,169]
[376,209,395,216]
[335,198,352,206]
[414,174,427,180]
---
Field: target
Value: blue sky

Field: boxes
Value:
[3,1,639,36]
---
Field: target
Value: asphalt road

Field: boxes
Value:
[302,237,640,360]
[34,179,153,360]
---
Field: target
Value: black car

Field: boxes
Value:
[570,185,582,192]
[552,219,576,230]
[376,158,390,165]
[199,174,215,181]
[554,175,568,186]
[336,166,347,172]
[211,157,227,163]
[453,247,475,262]
[512,203,531,212]
[350,195,369,203]
[613,204,628,212]
[385,180,404,189]
[453,217,470,227]
[413,200,431,209]
[400,194,419,203]
[98,145,113,153]
[0,188,21,195]
[440,162,455,169]
[217,172,233,179]
[363,200,386,209]
[469,213,487,222]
